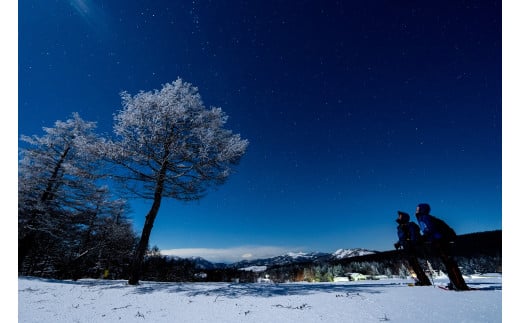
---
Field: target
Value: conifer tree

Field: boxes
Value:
[19,113,102,272]
[101,79,248,284]
[18,113,137,277]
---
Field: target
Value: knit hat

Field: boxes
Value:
[396,211,410,224]
[416,203,431,215]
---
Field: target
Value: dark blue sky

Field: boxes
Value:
[19,0,502,262]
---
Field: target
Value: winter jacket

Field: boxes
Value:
[417,214,445,242]
[395,221,422,249]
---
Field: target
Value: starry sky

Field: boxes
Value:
[19,0,502,263]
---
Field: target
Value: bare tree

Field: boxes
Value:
[101,78,248,284]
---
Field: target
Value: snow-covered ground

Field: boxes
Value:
[18,274,502,322]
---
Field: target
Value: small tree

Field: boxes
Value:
[102,78,248,284]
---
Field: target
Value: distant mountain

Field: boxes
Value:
[190,257,228,270]
[230,251,330,269]
[173,248,378,271]
[230,249,377,269]
[332,248,376,259]
[163,256,227,270]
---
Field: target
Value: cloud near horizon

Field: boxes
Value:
[160,246,304,263]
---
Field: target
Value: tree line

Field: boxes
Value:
[18,79,249,284]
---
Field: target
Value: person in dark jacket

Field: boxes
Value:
[415,203,470,290]
[394,211,432,286]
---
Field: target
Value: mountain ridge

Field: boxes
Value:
[164,248,378,270]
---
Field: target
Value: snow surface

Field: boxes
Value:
[18,275,502,322]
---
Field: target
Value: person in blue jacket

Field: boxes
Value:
[415,203,470,290]
[394,211,432,286]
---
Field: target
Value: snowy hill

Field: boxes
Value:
[331,248,376,259]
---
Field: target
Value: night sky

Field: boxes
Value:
[19,1,502,263]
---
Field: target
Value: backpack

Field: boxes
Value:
[430,215,457,242]
[407,222,421,242]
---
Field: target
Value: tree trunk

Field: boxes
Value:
[128,168,167,285]
[19,146,70,272]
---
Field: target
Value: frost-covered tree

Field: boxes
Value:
[18,113,137,278]
[102,78,249,284]
[18,113,104,270]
